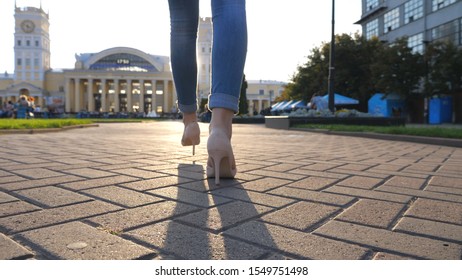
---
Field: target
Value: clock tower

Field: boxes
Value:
[14,3,50,86]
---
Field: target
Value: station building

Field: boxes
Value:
[0,5,285,115]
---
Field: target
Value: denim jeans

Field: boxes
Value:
[168,0,247,113]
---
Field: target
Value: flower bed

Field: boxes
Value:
[265,109,405,129]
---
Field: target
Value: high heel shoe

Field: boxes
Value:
[206,130,236,185]
[181,121,200,155]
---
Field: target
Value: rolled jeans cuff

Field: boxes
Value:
[208,93,239,113]
[178,102,197,114]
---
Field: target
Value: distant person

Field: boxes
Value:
[15,95,30,119]
[310,93,328,111]
[168,0,247,184]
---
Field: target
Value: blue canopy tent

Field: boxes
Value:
[322,93,359,105]
[290,100,307,110]
[277,100,296,112]
[270,101,287,112]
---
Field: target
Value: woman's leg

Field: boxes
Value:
[207,0,247,183]
[168,0,200,114]
[209,0,247,114]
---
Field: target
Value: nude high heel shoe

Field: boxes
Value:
[181,121,200,155]
[206,129,237,185]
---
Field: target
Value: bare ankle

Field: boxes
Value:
[209,108,234,138]
[183,112,197,125]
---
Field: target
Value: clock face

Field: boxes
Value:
[21,20,35,33]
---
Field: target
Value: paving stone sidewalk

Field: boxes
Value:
[0,121,461,260]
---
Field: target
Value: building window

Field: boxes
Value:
[17,40,21,46]
[34,58,39,66]
[404,0,423,24]
[366,0,379,11]
[17,58,22,66]
[259,89,265,95]
[25,58,31,66]
[432,19,460,45]
[35,40,39,47]
[432,0,456,12]
[366,19,379,40]
[408,33,424,53]
[384,7,400,33]
[26,40,30,46]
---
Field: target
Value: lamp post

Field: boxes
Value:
[327,0,336,112]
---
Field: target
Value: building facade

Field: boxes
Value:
[247,80,285,114]
[356,0,462,52]
[1,6,285,115]
[0,5,176,114]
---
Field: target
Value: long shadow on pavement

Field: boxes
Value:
[158,163,278,259]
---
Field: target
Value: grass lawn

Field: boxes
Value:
[293,124,462,139]
[0,118,159,130]
[0,119,93,129]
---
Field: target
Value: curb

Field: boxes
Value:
[0,124,99,135]
[291,128,462,148]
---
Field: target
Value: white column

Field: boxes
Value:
[101,79,107,112]
[163,80,169,112]
[139,80,145,114]
[87,78,94,112]
[65,78,71,112]
[151,79,157,113]
[74,78,81,112]
[126,79,132,112]
[114,79,120,113]
[258,99,262,113]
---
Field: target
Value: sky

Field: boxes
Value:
[0,0,362,82]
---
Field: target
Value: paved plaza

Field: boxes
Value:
[0,121,461,260]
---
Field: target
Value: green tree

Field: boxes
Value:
[424,41,462,96]
[370,37,425,99]
[238,74,248,115]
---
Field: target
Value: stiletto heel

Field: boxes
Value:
[182,121,200,156]
[206,130,236,185]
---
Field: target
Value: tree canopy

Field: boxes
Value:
[280,33,462,111]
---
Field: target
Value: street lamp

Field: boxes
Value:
[327,0,336,112]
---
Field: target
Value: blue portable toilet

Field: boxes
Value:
[429,96,453,124]
[368,93,405,117]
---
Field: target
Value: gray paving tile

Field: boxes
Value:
[325,185,412,203]
[0,175,83,191]
[268,187,356,207]
[336,199,407,229]
[60,175,139,191]
[88,201,199,233]
[209,187,295,208]
[148,186,231,208]
[120,176,192,191]
[261,201,341,231]
[61,168,117,178]
[126,221,267,259]
[376,185,462,203]
[0,201,41,217]
[176,201,273,233]
[394,217,462,243]
[14,186,91,207]
[16,222,155,260]
[0,233,34,260]
[405,198,462,225]
[241,178,293,192]
[0,201,121,234]
[0,192,19,204]
[12,168,65,179]
[337,176,384,190]
[314,220,462,259]
[81,186,164,208]
[224,221,368,259]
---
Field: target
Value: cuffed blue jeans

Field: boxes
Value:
[168,0,247,113]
